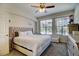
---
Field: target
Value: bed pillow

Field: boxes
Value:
[25,31,33,35]
[19,32,27,36]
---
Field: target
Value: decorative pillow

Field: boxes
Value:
[15,32,19,37]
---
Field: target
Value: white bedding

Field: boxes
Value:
[14,35,52,56]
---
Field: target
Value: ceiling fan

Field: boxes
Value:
[31,3,55,13]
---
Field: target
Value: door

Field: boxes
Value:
[0,14,9,55]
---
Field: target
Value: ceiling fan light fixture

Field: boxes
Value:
[31,3,55,13]
[39,8,45,12]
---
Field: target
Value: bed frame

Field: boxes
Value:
[9,27,51,56]
[9,27,34,55]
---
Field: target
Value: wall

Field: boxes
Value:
[36,20,40,34]
[9,13,36,33]
[37,10,74,20]
[0,3,37,33]
[4,3,37,21]
[74,4,79,23]
[4,4,37,33]
[0,4,37,33]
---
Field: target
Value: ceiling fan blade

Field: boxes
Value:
[46,5,55,8]
[31,5,40,8]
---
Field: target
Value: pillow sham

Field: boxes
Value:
[19,31,33,36]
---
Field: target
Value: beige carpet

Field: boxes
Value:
[41,43,68,56]
[6,43,68,56]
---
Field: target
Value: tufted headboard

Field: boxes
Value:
[9,27,33,38]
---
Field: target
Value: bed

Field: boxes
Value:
[9,27,52,56]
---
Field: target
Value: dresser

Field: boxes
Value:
[68,24,79,34]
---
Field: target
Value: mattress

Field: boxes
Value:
[13,35,52,52]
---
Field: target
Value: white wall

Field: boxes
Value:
[4,3,37,21]
[4,4,37,33]
[37,10,74,20]
[9,13,36,32]
[74,4,79,23]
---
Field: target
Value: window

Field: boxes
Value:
[55,17,69,35]
[40,19,52,34]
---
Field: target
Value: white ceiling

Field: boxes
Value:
[28,3,77,17]
[3,3,77,18]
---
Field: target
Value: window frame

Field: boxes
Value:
[40,19,52,35]
[55,17,69,35]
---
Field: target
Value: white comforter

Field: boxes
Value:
[14,35,52,55]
